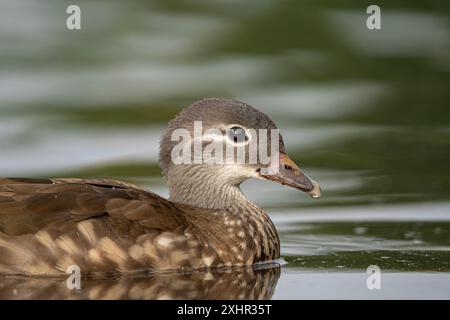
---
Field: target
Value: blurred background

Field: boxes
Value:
[0,0,449,298]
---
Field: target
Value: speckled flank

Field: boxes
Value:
[0,194,275,275]
[0,198,279,275]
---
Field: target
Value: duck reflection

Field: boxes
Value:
[0,264,280,300]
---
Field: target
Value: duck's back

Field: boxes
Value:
[0,178,227,275]
[0,177,281,275]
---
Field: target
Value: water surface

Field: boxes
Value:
[0,0,449,299]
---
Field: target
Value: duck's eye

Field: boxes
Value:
[228,126,248,143]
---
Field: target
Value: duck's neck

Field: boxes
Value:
[166,165,248,209]
[166,165,281,262]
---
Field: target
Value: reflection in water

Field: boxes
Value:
[0,265,280,300]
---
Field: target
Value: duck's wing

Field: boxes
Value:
[0,177,187,236]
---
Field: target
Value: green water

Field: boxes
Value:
[0,0,449,299]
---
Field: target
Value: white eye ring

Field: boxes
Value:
[227,126,249,144]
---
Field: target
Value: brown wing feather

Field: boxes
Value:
[0,177,187,236]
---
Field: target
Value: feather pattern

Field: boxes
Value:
[0,177,279,275]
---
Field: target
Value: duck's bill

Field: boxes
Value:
[259,152,321,199]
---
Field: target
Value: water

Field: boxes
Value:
[0,0,449,299]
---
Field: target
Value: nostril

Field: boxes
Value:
[284,165,293,171]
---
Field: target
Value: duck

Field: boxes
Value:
[0,98,320,276]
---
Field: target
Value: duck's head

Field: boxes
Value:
[159,98,321,209]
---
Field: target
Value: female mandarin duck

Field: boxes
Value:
[0,98,320,275]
